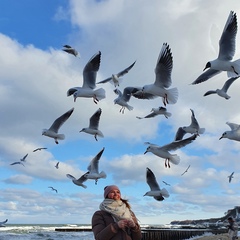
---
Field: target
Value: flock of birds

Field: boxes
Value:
[10,10,240,201]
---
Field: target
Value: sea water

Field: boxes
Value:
[0,224,95,240]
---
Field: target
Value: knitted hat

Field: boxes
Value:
[104,185,120,198]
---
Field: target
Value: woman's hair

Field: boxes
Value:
[121,198,131,209]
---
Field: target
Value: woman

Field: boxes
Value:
[92,185,142,240]
[227,217,238,240]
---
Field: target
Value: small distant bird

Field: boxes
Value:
[20,154,28,162]
[48,186,58,193]
[66,172,88,188]
[0,219,8,227]
[192,11,240,85]
[33,147,47,152]
[228,172,234,183]
[174,109,205,141]
[62,45,79,57]
[42,108,74,144]
[113,87,138,113]
[136,107,172,119]
[219,122,240,142]
[80,108,103,141]
[10,161,25,167]
[55,162,59,169]
[144,167,170,201]
[162,181,171,186]
[84,147,107,184]
[97,61,136,87]
[181,165,191,176]
[132,43,178,106]
[67,51,105,104]
[144,134,197,168]
[203,77,239,99]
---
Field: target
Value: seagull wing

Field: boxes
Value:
[113,88,122,97]
[97,77,112,84]
[66,174,77,181]
[49,108,74,133]
[218,11,237,61]
[190,109,200,129]
[203,90,217,96]
[122,87,136,102]
[77,172,89,183]
[154,43,173,88]
[21,153,28,161]
[222,77,239,92]
[174,127,187,141]
[87,147,105,173]
[162,134,197,151]
[146,167,160,191]
[89,108,102,129]
[116,61,136,77]
[82,51,101,89]
[226,122,240,130]
[192,69,221,84]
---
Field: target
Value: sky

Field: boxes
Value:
[0,0,240,225]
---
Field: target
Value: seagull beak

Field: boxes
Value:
[144,150,148,154]
[219,136,223,140]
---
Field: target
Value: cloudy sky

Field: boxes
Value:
[0,0,240,225]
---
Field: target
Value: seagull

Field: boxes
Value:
[203,76,239,99]
[181,165,191,176]
[97,61,136,87]
[66,172,88,188]
[55,162,59,169]
[10,161,25,167]
[174,109,205,141]
[67,51,105,104]
[228,172,234,183]
[0,219,8,227]
[144,134,197,168]
[20,153,28,162]
[219,122,240,141]
[42,107,74,144]
[113,87,138,113]
[144,167,170,201]
[132,43,178,106]
[192,11,240,85]
[80,108,103,141]
[84,147,107,184]
[136,107,172,119]
[33,147,47,152]
[62,45,79,57]
[162,181,171,186]
[48,186,58,193]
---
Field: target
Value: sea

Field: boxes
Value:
[0,224,95,240]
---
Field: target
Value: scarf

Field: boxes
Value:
[99,199,133,222]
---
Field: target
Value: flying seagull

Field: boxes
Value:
[66,172,88,188]
[33,147,47,152]
[0,219,8,227]
[181,165,191,176]
[144,134,197,168]
[80,108,103,141]
[228,172,234,183]
[113,87,138,113]
[42,107,74,144]
[174,109,205,141]
[84,147,107,184]
[48,186,58,193]
[62,45,79,57]
[67,51,105,104]
[203,77,239,99]
[192,11,240,84]
[97,61,136,87]
[219,122,240,142]
[55,162,59,169]
[144,167,170,201]
[136,107,172,119]
[132,43,178,106]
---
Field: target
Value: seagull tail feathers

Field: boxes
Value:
[94,88,106,101]
[160,188,170,198]
[228,59,240,77]
[57,134,65,140]
[198,128,205,134]
[99,171,107,179]
[165,87,178,104]
[126,105,134,111]
[169,154,180,165]
[165,112,172,118]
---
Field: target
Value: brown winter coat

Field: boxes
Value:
[92,210,142,240]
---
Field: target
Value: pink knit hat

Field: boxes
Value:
[104,185,120,198]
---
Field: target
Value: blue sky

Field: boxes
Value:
[0,0,240,225]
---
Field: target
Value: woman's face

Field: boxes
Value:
[107,189,121,200]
